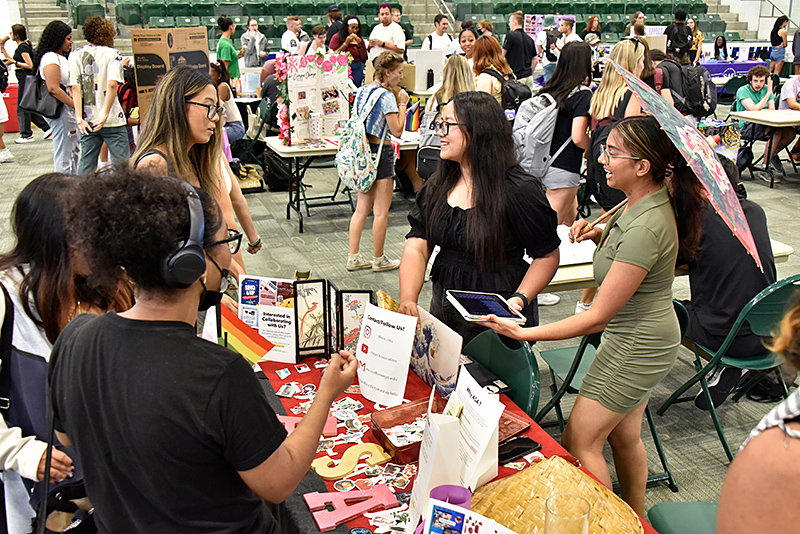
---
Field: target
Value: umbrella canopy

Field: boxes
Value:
[608,58,763,271]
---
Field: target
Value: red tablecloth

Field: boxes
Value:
[260,358,658,533]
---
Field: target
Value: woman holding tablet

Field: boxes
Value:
[482,115,706,518]
[398,91,560,344]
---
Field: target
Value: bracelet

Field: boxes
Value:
[511,291,529,309]
[247,236,262,247]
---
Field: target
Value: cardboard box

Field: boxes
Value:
[365,61,417,93]
[645,35,667,54]
[130,27,209,119]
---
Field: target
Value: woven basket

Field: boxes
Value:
[471,456,644,534]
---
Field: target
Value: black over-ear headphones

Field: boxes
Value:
[161,180,206,288]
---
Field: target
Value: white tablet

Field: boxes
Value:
[445,290,527,325]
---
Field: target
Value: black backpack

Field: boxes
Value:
[483,69,532,122]
[666,23,692,57]
[544,28,562,62]
[664,59,717,117]
[585,94,630,211]
[261,148,292,191]
[0,61,9,93]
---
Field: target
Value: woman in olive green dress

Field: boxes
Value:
[483,115,706,518]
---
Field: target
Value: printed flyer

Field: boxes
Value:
[239,275,296,363]
[286,51,350,145]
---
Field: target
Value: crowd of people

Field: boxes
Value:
[0,5,798,534]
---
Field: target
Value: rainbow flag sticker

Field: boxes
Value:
[220,304,275,365]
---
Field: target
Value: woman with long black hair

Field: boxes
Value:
[399,91,560,344]
[770,15,788,74]
[34,20,78,174]
[330,15,367,86]
[1,24,50,143]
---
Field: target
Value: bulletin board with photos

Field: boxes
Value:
[286,51,351,146]
[523,14,576,38]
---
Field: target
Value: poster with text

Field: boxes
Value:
[239,275,296,363]
[287,51,350,145]
[524,14,576,38]
[355,303,417,406]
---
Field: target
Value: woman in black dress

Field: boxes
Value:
[398,91,560,344]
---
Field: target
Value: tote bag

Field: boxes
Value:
[19,73,63,119]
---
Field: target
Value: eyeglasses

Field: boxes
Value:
[434,120,464,136]
[600,144,642,161]
[208,229,243,254]
[186,100,225,120]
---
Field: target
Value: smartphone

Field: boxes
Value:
[498,436,542,464]
[445,290,527,324]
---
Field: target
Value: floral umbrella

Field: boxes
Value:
[608,58,763,271]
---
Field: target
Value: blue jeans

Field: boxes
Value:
[224,120,246,143]
[78,125,131,175]
[351,61,365,87]
[543,62,556,83]
[45,106,79,175]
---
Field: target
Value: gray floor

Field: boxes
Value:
[1,111,799,514]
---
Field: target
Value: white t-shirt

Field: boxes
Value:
[555,32,583,52]
[39,51,70,85]
[221,83,243,124]
[282,30,300,54]
[535,28,553,66]
[68,44,126,128]
[422,31,454,51]
[368,22,406,61]
[779,75,800,109]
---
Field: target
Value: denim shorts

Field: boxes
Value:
[370,142,395,181]
[770,46,786,62]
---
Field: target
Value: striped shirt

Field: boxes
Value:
[741,387,800,452]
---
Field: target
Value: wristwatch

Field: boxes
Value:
[511,291,529,309]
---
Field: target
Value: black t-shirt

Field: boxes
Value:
[549,88,592,173]
[656,59,684,101]
[664,21,692,56]
[13,41,34,76]
[685,199,777,351]
[49,313,286,534]
[502,29,535,79]
[326,19,343,47]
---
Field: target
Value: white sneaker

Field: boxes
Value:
[537,293,560,306]
[372,255,400,272]
[43,129,53,140]
[0,149,15,162]
[346,254,372,271]
[575,300,592,314]
[14,136,34,144]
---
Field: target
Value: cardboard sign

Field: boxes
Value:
[355,303,416,406]
[131,27,209,119]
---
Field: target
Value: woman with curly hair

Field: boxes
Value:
[132,66,256,278]
[0,173,131,531]
[48,167,356,532]
[34,20,77,174]
[68,16,129,174]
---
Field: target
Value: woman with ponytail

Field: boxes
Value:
[483,115,706,518]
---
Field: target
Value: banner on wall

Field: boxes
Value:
[524,14,576,38]
[286,52,351,145]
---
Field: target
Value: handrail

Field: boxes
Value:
[429,0,454,26]
[762,0,799,31]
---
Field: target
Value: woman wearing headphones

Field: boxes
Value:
[48,167,357,532]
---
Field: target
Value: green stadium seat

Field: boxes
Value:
[358,0,375,16]
[553,1,570,14]
[231,15,246,39]
[725,31,741,41]
[495,1,515,13]
[602,14,623,33]
[252,15,274,35]
[242,0,263,15]
[191,0,215,16]
[602,32,620,42]
[269,0,290,14]
[115,0,142,26]
[467,13,484,24]
[691,2,707,14]
[175,15,201,26]
[293,0,315,16]
[150,16,175,27]
[74,0,105,26]
[607,0,625,14]
[166,0,193,17]
[215,0,243,16]
[697,21,712,34]
[675,1,693,12]
[364,15,380,33]
[307,15,325,27]
[571,0,590,15]
[208,37,218,51]
[654,13,671,24]
[201,15,217,27]
[411,35,422,47]
[140,0,167,21]
[456,0,473,19]
[711,20,726,33]
[266,37,280,50]
[642,0,664,13]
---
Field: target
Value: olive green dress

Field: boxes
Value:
[580,186,681,413]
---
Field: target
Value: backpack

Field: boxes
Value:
[585,93,631,211]
[512,85,589,179]
[666,23,692,57]
[665,59,717,117]
[335,86,390,193]
[544,28,562,62]
[0,61,8,93]
[416,106,441,179]
[261,148,292,191]
[483,68,532,122]
[117,64,138,114]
